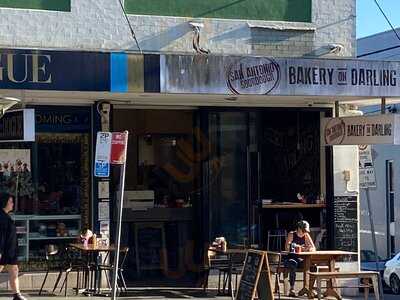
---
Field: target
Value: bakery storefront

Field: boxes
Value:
[1,48,399,286]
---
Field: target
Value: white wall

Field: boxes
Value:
[332,107,361,296]
[0,0,356,56]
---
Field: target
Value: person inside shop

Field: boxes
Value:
[0,193,27,300]
[284,220,316,297]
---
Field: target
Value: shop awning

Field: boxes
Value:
[1,48,400,106]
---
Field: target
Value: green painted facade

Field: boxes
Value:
[125,0,311,22]
[0,0,70,11]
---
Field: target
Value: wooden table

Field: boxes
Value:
[262,203,326,209]
[69,243,116,252]
[69,243,116,295]
[282,250,356,299]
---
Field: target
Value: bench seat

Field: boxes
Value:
[308,271,380,300]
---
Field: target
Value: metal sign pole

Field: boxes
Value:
[111,131,129,300]
[365,188,384,300]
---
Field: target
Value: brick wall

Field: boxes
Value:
[0,0,355,57]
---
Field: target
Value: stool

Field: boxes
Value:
[267,229,287,251]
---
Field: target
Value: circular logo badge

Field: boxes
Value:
[324,118,346,145]
[226,57,280,95]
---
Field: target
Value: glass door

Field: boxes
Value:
[208,111,249,246]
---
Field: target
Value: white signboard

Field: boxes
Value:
[321,114,400,146]
[98,201,110,220]
[358,145,373,168]
[359,145,376,189]
[94,132,112,177]
[0,109,35,142]
[359,167,377,189]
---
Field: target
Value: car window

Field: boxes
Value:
[361,250,383,262]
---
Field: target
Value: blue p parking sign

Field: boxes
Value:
[95,161,110,177]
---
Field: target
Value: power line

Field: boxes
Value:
[118,0,142,53]
[358,44,400,58]
[373,0,400,42]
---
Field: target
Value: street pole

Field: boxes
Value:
[111,131,129,300]
[365,188,384,299]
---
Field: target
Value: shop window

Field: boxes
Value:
[3,106,91,270]
[0,0,71,11]
[0,147,34,211]
[36,134,88,216]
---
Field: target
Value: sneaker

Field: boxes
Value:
[288,289,296,297]
[13,293,27,300]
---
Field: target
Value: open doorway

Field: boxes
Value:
[113,108,204,286]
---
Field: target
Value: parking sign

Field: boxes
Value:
[94,132,112,177]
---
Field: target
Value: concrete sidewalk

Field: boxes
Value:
[0,288,386,300]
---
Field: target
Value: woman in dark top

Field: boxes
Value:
[0,193,27,300]
[284,220,316,297]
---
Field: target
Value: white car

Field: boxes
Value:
[384,252,400,294]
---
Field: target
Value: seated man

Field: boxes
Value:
[284,220,316,297]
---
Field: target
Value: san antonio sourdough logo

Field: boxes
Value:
[226,57,280,95]
[324,118,346,145]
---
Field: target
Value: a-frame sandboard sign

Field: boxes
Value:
[235,250,274,300]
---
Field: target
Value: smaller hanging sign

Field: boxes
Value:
[321,114,400,146]
[111,132,128,164]
[94,132,112,177]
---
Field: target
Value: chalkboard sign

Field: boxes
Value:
[333,196,358,252]
[134,222,167,274]
[235,250,274,300]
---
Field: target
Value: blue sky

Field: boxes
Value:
[357,0,400,38]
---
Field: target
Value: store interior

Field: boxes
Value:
[112,107,329,285]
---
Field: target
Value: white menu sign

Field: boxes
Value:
[321,114,400,145]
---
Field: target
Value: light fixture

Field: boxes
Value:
[189,21,209,55]
[0,96,20,118]
[189,21,204,29]
[327,43,344,54]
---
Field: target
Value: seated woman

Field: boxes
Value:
[284,220,316,297]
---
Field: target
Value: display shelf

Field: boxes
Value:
[13,214,81,221]
[11,214,81,262]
